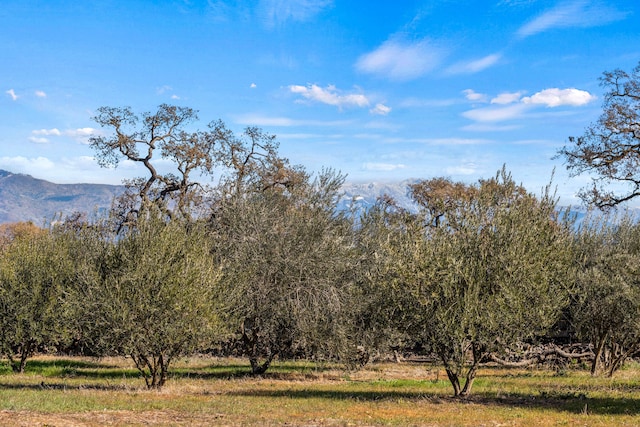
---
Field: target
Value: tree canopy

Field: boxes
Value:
[558,61,640,209]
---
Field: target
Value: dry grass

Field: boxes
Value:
[0,355,639,426]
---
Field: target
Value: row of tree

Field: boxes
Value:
[1,62,639,396]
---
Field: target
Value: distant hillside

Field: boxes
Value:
[1,169,613,228]
[0,170,420,225]
[0,170,124,225]
[338,180,417,213]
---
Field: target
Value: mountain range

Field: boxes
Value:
[0,170,416,225]
[0,170,124,225]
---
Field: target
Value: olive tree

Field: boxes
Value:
[0,226,74,372]
[210,168,355,374]
[570,211,640,376]
[558,61,640,209]
[71,210,221,388]
[367,169,573,396]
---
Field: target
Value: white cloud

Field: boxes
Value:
[171,94,180,100]
[33,128,62,136]
[260,0,333,28]
[463,89,488,102]
[0,156,55,171]
[370,103,391,116]
[234,113,353,127]
[491,91,524,104]
[447,53,502,75]
[289,84,370,108]
[521,88,596,107]
[64,128,97,144]
[463,87,596,124]
[399,97,459,108]
[156,85,172,94]
[28,137,50,144]
[462,103,530,122]
[362,162,406,172]
[6,89,18,101]
[445,165,478,175]
[35,90,47,98]
[250,83,257,88]
[462,123,521,132]
[355,38,446,81]
[517,0,629,38]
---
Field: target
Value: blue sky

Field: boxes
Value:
[1,0,639,205]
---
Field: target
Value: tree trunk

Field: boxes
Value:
[591,332,608,376]
[460,363,477,396]
[249,352,275,375]
[9,341,35,373]
[444,367,462,397]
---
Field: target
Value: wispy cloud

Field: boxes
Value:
[33,128,62,136]
[65,128,96,143]
[445,164,478,175]
[362,162,406,172]
[28,137,50,144]
[6,89,18,101]
[30,127,96,144]
[356,37,447,81]
[462,123,521,132]
[522,88,596,107]
[491,91,524,104]
[462,87,596,124]
[259,0,333,28]
[463,103,530,122]
[35,90,47,98]
[235,113,353,127]
[0,156,55,171]
[517,0,629,38]
[289,84,370,109]
[370,103,391,116]
[446,53,502,75]
[463,89,488,103]
[381,136,490,145]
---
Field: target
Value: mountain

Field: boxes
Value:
[338,180,417,213]
[0,170,124,225]
[0,170,418,225]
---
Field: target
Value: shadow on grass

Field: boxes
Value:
[0,359,120,375]
[226,388,640,416]
[0,381,130,392]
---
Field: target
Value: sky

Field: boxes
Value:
[1,0,639,206]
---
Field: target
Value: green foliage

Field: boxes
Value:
[70,210,222,388]
[361,168,574,396]
[211,168,355,373]
[0,228,74,372]
[570,211,640,376]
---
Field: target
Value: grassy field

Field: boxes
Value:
[0,356,639,426]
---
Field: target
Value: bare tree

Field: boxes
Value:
[558,62,640,209]
[90,105,232,228]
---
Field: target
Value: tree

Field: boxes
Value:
[0,226,73,373]
[570,211,640,376]
[369,169,573,396]
[558,61,640,209]
[90,105,231,228]
[210,168,354,374]
[71,210,221,389]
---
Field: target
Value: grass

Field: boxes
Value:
[0,356,639,426]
